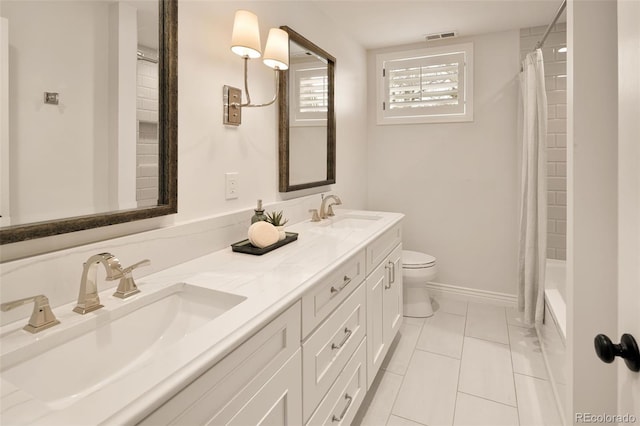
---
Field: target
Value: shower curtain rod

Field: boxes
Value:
[533,0,567,51]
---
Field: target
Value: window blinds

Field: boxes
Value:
[383,51,466,117]
[291,66,328,124]
[298,71,328,113]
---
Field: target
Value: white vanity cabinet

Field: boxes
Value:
[136,215,404,426]
[139,302,302,426]
[365,224,403,388]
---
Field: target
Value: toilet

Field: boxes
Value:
[402,250,437,318]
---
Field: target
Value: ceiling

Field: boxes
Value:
[313,0,566,49]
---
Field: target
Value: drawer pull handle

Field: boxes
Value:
[331,393,353,422]
[331,327,353,350]
[330,275,352,297]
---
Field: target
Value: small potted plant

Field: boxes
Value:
[266,210,289,240]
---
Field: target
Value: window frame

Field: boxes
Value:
[376,42,474,125]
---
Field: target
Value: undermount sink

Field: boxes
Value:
[0,283,246,409]
[316,214,383,230]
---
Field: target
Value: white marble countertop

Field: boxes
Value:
[0,210,403,425]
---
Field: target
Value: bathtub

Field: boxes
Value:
[538,259,567,424]
[544,259,566,341]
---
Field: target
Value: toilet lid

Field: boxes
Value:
[402,250,436,268]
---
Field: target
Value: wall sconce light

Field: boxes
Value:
[223,10,289,126]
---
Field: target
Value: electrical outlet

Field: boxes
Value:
[225,172,239,200]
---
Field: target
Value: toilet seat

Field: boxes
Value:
[402,250,436,269]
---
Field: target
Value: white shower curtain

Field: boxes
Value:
[518,49,547,325]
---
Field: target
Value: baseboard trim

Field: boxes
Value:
[426,281,517,308]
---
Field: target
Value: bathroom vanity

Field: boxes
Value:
[0,210,403,425]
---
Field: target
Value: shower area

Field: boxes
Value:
[519,0,568,418]
[136,46,160,208]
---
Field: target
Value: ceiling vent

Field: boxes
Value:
[425,31,458,42]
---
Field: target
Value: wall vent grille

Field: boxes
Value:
[425,31,458,41]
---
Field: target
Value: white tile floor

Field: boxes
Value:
[353,295,563,426]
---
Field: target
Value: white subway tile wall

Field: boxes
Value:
[136,46,159,208]
[520,24,567,260]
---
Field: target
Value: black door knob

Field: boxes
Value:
[594,333,640,372]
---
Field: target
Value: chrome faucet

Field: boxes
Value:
[73,253,123,314]
[1,294,60,333]
[319,194,342,219]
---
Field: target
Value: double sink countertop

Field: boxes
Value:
[0,210,403,425]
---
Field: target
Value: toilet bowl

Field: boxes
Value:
[402,250,437,318]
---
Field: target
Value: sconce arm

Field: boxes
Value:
[240,57,280,108]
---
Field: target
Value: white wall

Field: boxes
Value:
[367,30,521,296]
[177,1,368,221]
[0,1,368,323]
[0,18,9,227]
[1,1,111,224]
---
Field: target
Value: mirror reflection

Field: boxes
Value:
[0,0,160,227]
[288,41,328,185]
[279,26,335,192]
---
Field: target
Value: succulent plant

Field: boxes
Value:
[265,210,288,227]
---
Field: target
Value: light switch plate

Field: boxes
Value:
[225,172,239,200]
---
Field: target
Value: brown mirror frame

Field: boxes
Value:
[278,26,336,192]
[0,0,178,245]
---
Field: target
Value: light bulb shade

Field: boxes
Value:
[231,10,261,59]
[263,28,289,70]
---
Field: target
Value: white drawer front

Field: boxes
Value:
[365,223,402,275]
[302,284,366,422]
[306,338,367,426]
[139,301,301,425]
[302,249,365,337]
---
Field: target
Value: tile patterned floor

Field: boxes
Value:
[353,295,563,426]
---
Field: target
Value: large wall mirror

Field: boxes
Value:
[278,26,335,192]
[0,0,177,244]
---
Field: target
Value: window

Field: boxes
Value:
[290,63,328,126]
[376,43,473,124]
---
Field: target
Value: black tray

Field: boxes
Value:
[231,232,299,255]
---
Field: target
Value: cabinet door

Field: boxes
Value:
[383,244,403,351]
[366,259,386,389]
[219,351,302,426]
[366,243,403,389]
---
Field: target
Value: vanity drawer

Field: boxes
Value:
[366,222,402,275]
[302,283,366,422]
[302,249,366,337]
[306,338,367,426]
[139,301,301,426]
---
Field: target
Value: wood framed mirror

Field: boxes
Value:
[278,26,336,192]
[0,0,177,244]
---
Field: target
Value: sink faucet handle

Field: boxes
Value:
[112,259,151,299]
[309,209,321,222]
[1,294,60,333]
[326,197,342,217]
[120,259,151,275]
